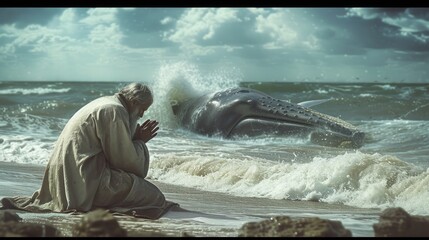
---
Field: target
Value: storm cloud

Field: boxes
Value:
[0,8,428,82]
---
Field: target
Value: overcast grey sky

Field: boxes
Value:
[0,8,428,83]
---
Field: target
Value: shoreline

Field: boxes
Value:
[0,161,382,237]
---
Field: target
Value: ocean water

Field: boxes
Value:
[1,63,428,236]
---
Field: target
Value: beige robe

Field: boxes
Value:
[1,94,177,219]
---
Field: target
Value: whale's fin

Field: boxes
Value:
[297,98,333,108]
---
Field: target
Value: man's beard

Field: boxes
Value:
[129,110,140,135]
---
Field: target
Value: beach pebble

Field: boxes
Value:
[73,209,127,237]
[373,207,429,237]
[0,211,22,222]
[238,215,352,237]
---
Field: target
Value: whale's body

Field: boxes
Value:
[172,87,365,148]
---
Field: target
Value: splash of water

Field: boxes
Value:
[146,61,243,128]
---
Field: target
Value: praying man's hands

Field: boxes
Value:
[134,119,159,143]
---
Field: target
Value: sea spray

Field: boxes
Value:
[147,61,243,128]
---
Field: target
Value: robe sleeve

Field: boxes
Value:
[94,106,150,178]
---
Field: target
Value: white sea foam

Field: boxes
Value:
[0,114,63,165]
[0,134,54,165]
[149,151,429,216]
[358,93,374,98]
[0,87,70,95]
[375,84,395,90]
[314,88,329,94]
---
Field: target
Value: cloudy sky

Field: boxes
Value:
[0,8,428,83]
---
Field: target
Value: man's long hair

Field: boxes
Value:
[119,83,153,104]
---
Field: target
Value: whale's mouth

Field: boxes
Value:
[229,118,313,137]
[228,117,365,149]
[309,130,365,149]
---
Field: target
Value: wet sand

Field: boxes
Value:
[0,161,381,237]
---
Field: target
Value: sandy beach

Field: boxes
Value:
[0,161,382,237]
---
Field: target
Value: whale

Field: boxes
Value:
[171,87,365,148]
